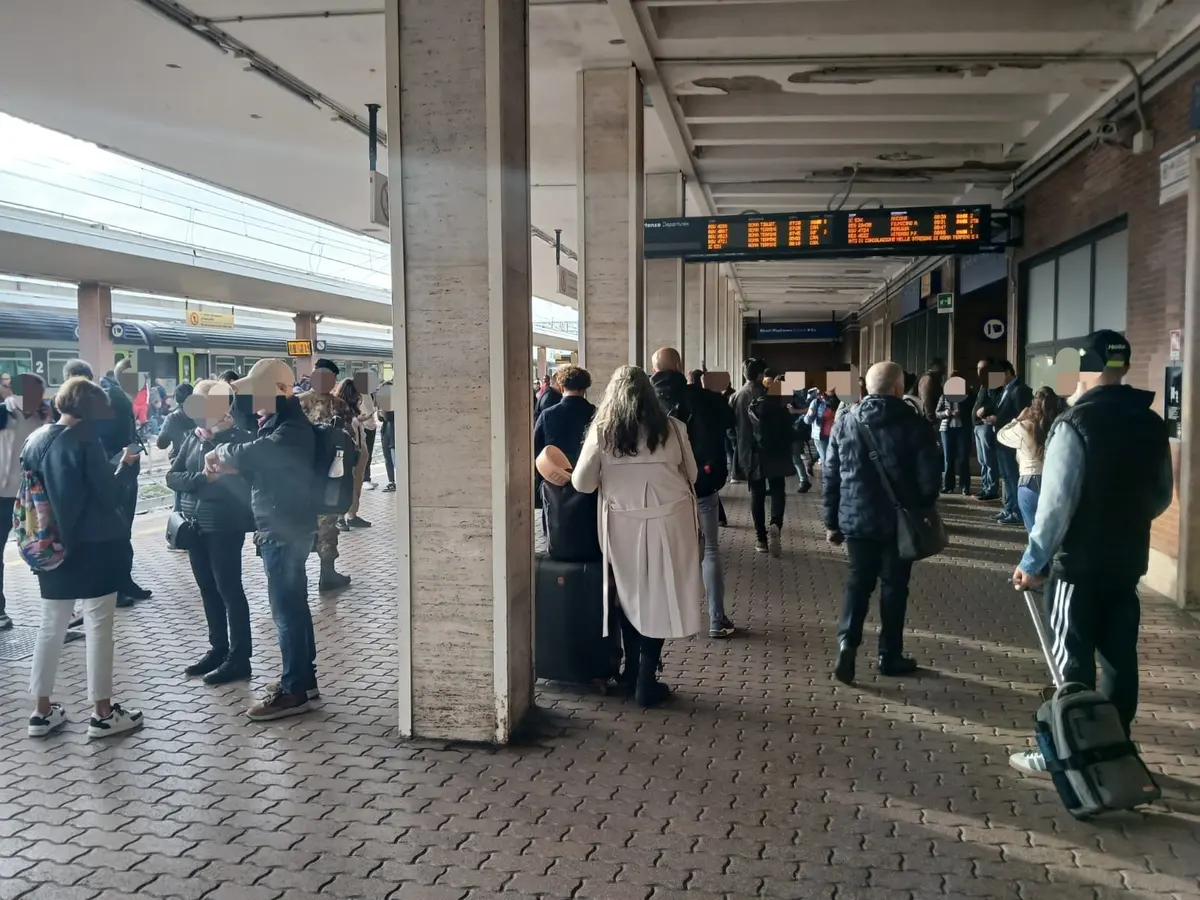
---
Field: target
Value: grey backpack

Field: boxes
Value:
[1023,591,1160,819]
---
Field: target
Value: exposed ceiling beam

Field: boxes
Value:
[680,92,1048,122]
[690,121,1033,145]
[709,181,971,197]
[696,143,1008,164]
[605,0,747,307]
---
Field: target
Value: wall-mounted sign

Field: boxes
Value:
[753,322,840,342]
[936,292,955,314]
[1166,365,1182,440]
[982,317,1007,342]
[315,339,328,352]
[287,340,313,358]
[110,323,125,339]
[1170,328,1182,363]
[185,309,235,329]
[1160,137,1195,205]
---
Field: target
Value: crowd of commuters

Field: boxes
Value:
[5,326,1173,781]
[3,354,386,737]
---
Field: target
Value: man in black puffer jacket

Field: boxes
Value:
[823,361,941,684]
[651,348,737,638]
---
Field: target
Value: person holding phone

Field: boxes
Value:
[20,376,144,739]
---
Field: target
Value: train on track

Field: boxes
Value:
[0,306,395,392]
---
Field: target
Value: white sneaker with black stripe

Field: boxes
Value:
[87,704,144,739]
[28,704,67,737]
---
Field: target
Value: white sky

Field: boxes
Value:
[0,112,576,327]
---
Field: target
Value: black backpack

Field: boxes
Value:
[311,417,360,516]
[748,394,793,456]
[680,390,729,496]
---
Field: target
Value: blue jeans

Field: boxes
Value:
[1017,476,1041,532]
[995,445,1020,518]
[259,536,317,696]
[696,493,726,629]
[973,424,997,495]
[940,427,971,493]
[814,436,830,468]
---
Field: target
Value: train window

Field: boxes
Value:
[0,349,33,382]
[45,350,79,387]
[242,357,262,374]
[214,356,238,376]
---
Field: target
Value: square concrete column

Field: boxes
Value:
[683,262,705,369]
[385,0,533,742]
[77,282,113,375]
[578,66,644,395]
[294,313,318,378]
[644,172,684,362]
[704,264,720,368]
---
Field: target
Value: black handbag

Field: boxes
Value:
[541,481,602,563]
[166,511,200,551]
[849,411,947,562]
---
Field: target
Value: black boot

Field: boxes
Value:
[877,654,919,677]
[204,658,252,685]
[635,640,670,708]
[617,616,641,694]
[185,648,227,677]
[319,560,351,592]
[834,642,856,685]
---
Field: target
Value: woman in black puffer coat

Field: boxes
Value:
[165,380,256,686]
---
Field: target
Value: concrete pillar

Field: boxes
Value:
[704,264,720,368]
[578,66,645,395]
[384,0,533,742]
[77,282,113,376]
[1176,148,1200,609]
[535,346,547,380]
[644,172,684,362]
[294,313,318,378]
[683,263,705,370]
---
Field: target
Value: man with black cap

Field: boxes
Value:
[299,359,354,592]
[1009,330,1173,775]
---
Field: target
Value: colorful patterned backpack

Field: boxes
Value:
[12,466,66,573]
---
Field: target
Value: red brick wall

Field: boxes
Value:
[1014,67,1198,560]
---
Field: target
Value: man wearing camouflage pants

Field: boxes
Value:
[299,359,354,593]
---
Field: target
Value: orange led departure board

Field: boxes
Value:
[644,205,998,261]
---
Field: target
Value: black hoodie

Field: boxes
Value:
[651,370,734,497]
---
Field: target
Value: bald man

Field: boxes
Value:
[822,361,941,683]
[651,347,738,637]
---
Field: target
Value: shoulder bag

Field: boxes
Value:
[849,411,947,562]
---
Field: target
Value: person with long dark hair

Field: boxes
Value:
[547,365,703,707]
[997,386,1066,531]
[335,378,371,530]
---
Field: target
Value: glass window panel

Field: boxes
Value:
[46,350,77,387]
[1093,230,1128,332]
[1027,261,1056,343]
[1056,246,1092,340]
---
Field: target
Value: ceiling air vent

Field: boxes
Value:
[877,151,930,162]
[557,266,578,301]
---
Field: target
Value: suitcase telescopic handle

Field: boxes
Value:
[1019,587,1064,689]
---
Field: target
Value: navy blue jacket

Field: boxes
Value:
[822,395,942,541]
[535,395,595,466]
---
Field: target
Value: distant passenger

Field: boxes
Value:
[358,376,378,489]
[335,377,371,531]
[536,370,563,418]
[21,376,144,739]
[378,379,396,492]
[208,359,319,721]
[534,365,594,467]
[158,382,196,520]
[299,359,354,592]
[562,365,704,707]
[0,373,52,630]
[934,374,972,496]
[219,370,240,384]
[996,387,1065,531]
[986,360,1033,527]
[167,380,256,686]
[731,359,794,556]
[916,358,946,427]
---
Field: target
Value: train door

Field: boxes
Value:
[178,352,196,385]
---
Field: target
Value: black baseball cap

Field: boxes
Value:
[314,358,340,377]
[1079,329,1131,373]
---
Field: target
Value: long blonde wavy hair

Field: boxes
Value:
[589,365,671,458]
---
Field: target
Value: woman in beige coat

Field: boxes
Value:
[569,365,704,707]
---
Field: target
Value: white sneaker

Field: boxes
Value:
[28,704,67,737]
[1009,749,1049,775]
[87,704,144,739]
[768,524,782,558]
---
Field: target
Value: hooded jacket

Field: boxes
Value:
[0,396,51,497]
[651,370,734,497]
[822,395,942,541]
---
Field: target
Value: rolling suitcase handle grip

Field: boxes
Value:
[1020,588,1064,689]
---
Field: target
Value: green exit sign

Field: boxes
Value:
[936,292,955,314]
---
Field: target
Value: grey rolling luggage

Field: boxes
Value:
[1022,591,1160,819]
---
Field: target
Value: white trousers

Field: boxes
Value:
[30,594,117,703]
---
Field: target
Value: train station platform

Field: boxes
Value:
[1,483,1199,900]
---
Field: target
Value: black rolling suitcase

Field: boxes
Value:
[535,554,621,687]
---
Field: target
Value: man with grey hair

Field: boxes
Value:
[822,361,941,684]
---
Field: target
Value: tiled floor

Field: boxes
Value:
[2,480,1199,900]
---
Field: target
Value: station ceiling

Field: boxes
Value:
[0,0,1198,321]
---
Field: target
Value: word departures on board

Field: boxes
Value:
[645,206,997,261]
